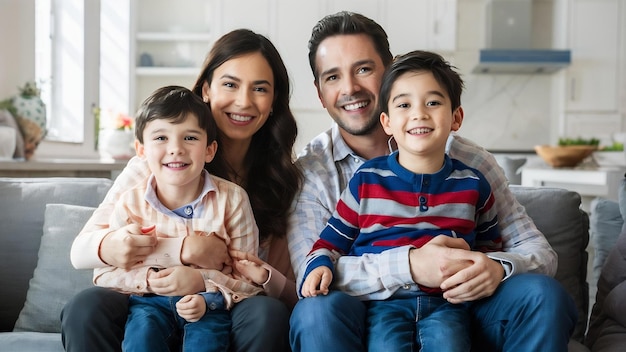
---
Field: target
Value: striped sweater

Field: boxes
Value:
[303,152,502,293]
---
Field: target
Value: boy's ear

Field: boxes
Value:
[135,139,145,159]
[380,112,393,136]
[451,106,464,132]
[205,140,218,163]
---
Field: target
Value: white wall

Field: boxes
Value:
[0,0,35,99]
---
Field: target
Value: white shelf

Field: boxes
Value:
[135,67,200,76]
[136,32,211,42]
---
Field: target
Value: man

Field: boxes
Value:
[287,11,577,351]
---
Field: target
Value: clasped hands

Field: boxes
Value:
[303,235,505,303]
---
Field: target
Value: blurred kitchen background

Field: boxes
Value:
[0,0,624,158]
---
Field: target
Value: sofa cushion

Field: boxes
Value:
[13,204,96,333]
[589,198,622,287]
[0,177,112,332]
[510,186,589,341]
[0,331,65,352]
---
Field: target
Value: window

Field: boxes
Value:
[34,0,129,157]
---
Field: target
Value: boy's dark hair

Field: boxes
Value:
[134,85,216,144]
[308,11,393,81]
[378,50,465,115]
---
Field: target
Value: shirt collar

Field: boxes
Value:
[144,169,215,217]
[331,123,355,163]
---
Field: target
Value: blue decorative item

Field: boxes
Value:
[140,53,154,67]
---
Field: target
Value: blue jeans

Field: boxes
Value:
[367,293,470,352]
[61,287,291,352]
[123,293,230,352]
[290,273,577,352]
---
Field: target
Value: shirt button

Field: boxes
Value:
[208,302,217,310]
[184,206,193,216]
[354,158,360,163]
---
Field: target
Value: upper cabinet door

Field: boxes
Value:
[566,0,620,113]
[385,0,457,55]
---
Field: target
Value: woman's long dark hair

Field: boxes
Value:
[192,29,302,242]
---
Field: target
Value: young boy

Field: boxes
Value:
[301,50,502,351]
[93,85,263,352]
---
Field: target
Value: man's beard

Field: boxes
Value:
[334,112,380,136]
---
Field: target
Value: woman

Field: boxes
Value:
[61,29,302,352]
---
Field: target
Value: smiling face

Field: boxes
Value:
[202,51,274,148]
[314,34,385,136]
[380,70,463,173]
[136,114,217,195]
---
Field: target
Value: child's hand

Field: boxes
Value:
[176,294,206,322]
[100,223,157,269]
[301,266,332,297]
[230,250,269,285]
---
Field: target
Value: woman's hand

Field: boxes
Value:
[148,266,205,296]
[100,224,157,269]
[230,250,269,285]
[176,294,207,322]
[181,236,232,270]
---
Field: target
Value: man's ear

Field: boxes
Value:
[314,79,326,109]
[205,140,218,163]
[380,112,393,136]
[135,139,145,158]
[451,106,464,131]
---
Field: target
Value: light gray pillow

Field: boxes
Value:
[589,198,622,286]
[500,157,526,185]
[13,204,96,333]
[510,186,589,342]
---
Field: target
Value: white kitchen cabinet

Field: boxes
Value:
[384,0,457,55]
[565,0,620,113]
[130,0,216,111]
[562,0,623,142]
[128,0,457,117]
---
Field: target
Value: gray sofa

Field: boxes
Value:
[0,177,591,351]
[586,178,626,351]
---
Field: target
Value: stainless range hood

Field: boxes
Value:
[472,0,571,74]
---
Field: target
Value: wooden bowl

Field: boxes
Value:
[534,145,597,167]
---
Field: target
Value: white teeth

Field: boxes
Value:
[408,128,432,135]
[166,163,187,168]
[230,114,253,122]
[344,101,368,111]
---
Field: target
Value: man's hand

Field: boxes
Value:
[100,224,157,269]
[408,236,504,303]
[301,266,332,297]
[440,253,504,304]
[408,236,472,288]
[176,294,207,322]
[181,236,232,270]
[148,266,205,296]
